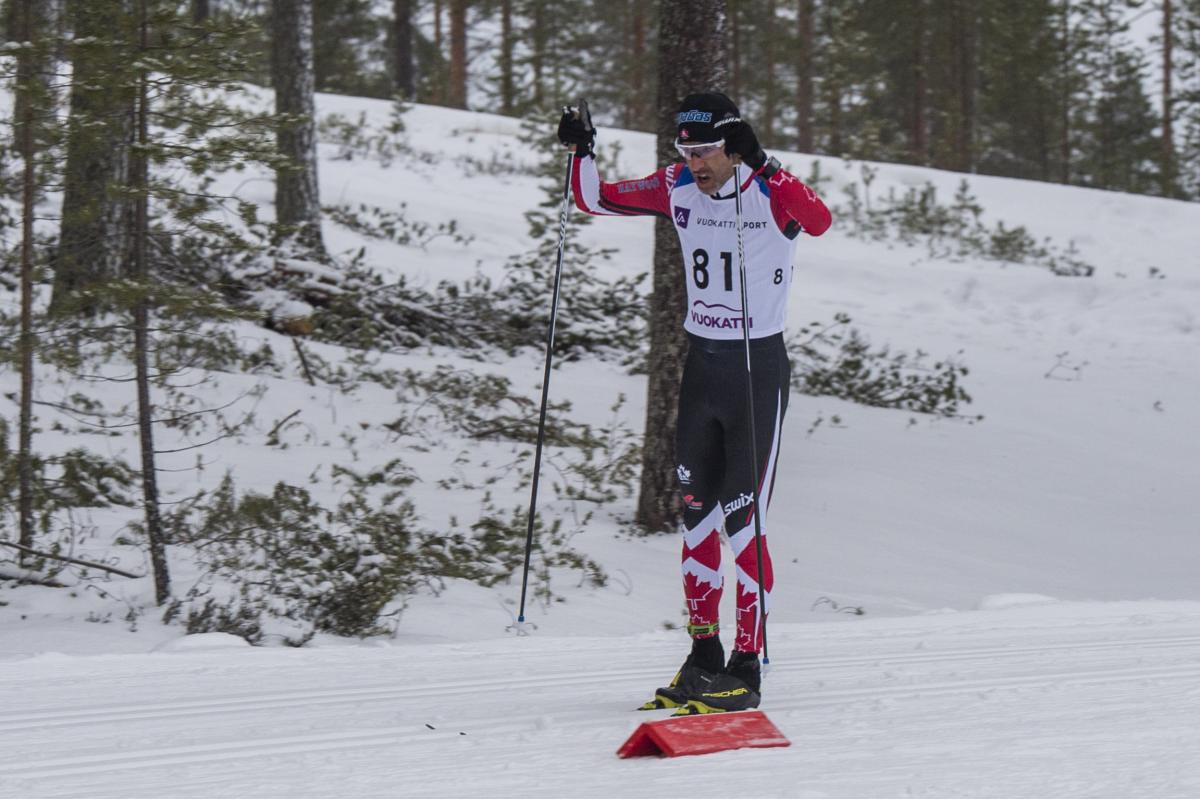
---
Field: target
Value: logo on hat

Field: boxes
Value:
[677,110,713,124]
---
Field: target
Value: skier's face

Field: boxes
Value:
[684,147,736,196]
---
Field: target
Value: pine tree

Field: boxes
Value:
[814,0,870,157]
[1177,0,1200,197]
[313,0,391,99]
[926,0,979,172]
[34,1,287,601]
[559,1,659,130]
[1162,0,1178,195]
[976,0,1063,182]
[518,0,575,113]
[1073,0,1159,192]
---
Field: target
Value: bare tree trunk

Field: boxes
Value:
[959,0,978,172]
[637,0,729,532]
[762,0,777,144]
[272,0,325,255]
[131,0,169,605]
[12,0,49,558]
[626,0,650,129]
[17,61,36,558]
[910,0,928,164]
[796,0,814,152]
[498,0,514,114]
[51,0,133,316]
[730,0,741,101]
[193,0,210,22]
[433,0,445,104]
[825,2,843,155]
[1060,0,1072,184]
[393,0,415,100]
[530,1,544,109]
[447,0,467,108]
[1162,0,1176,196]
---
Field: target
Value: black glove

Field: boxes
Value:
[557,104,595,157]
[723,121,767,170]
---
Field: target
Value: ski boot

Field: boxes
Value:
[638,634,724,710]
[674,650,761,715]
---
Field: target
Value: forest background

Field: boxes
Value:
[0,0,1197,643]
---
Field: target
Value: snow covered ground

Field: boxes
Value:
[3,600,1200,798]
[2,98,1199,797]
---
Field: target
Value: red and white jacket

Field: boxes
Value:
[571,154,831,340]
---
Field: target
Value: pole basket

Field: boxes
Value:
[506,619,538,636]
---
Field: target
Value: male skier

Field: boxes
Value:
[557,92,831,713]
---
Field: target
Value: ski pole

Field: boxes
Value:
[514,100,591,634]
[732,161,771,667]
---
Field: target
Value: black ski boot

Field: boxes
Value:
[638,635,724,710]
[725,649,762,693]
[675,650,761,715]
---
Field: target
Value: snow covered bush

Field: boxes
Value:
[790,314,980,420]
[834,165,1095,277]
[165,473,420,645]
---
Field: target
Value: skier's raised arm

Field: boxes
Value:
[721,119,832,239]
[556,106,674,220]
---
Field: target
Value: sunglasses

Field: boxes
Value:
[675,139,725,160]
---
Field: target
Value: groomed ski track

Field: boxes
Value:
[3,600,1199,799]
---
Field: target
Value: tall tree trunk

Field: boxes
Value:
[51,0,133,316]
[796,0,814,152]
[761,0,777,144]
[12,0,50,558]
[498,0,514,114]
[433,0,445,104]
[957,0,978,172]
[272,0,325,255]
[1060,0,1072,184]
[910,0,929,164]
[393,0,415,100]
[1162,0,1176,196]
[18,121,35,556]
[626,0,650,129]
[825,2,843,155]
[131,0,170,605]
[447,0,467,108]
[730,0,741,101]
[637,0,730,532]
[530,1,544,109]
[193,0,210,22]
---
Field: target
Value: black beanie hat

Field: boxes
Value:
[676,92,741,144]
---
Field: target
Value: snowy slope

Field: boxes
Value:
[2,96,1200,797]
[3,600,1200,798]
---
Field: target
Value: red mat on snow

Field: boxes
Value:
[617,710,790,758]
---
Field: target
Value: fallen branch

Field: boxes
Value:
[0,540,142,579]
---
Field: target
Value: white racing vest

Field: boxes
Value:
[669,171,796,340]
[570,155,831,341]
